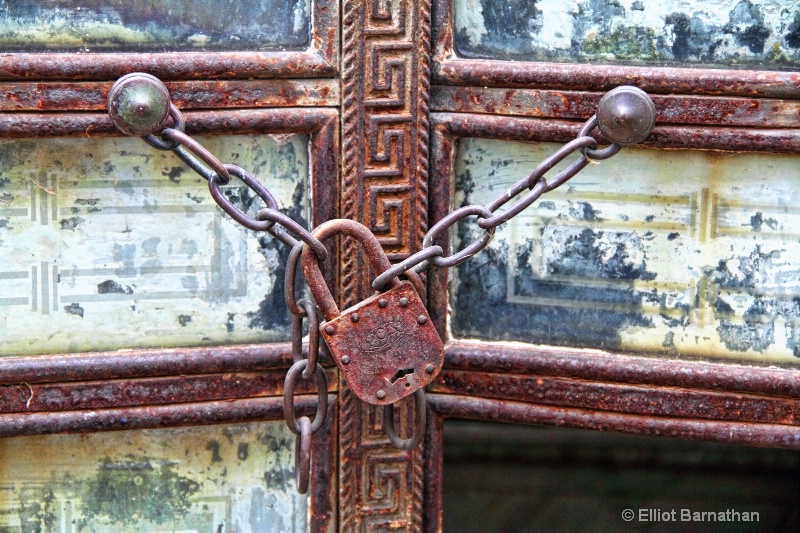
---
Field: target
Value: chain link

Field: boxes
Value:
[118,83,636,465]
[378,114,623,282]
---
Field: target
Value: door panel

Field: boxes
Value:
[0,0,311,52]
[453,0,800,68]
[0,420,307,532]
[450,137,800,364]
[0,134,310,356]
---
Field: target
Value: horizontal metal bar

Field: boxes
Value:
[427,394,800,449]
[444,341,800,399]
[0,394,334,438]
[1,79,341,112]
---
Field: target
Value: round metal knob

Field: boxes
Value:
[596,86,656,146]
[107,73,171,136]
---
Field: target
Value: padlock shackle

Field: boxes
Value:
[302,219,401,321]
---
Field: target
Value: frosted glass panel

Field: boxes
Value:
[0,421,306,532]
[0,134,309,356]
[454,0,800,69]
[451,138,800,365]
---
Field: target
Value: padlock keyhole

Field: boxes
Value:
[390,368,415,385]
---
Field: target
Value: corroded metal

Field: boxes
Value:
[0,369,336,414]
[107,73,171,136]
[434,112,800,154]
[430,86,800,128]
[426,394,800,449]
[595,86,656,146]
[340,0,431,528]
[302,219,443,405]
[0,79,341,112]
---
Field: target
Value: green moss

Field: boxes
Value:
[767,42,789,63]
[582,25,658,60]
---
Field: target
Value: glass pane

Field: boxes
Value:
[451,138,800,365]
[0,0,310,52]
[444,421,800,532]
[0,134,309,356]
[454,0,800,69]
[0,421,306,532]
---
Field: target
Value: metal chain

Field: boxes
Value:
[372,115,620,291]
[141,104,328,262]
[111,77,641,465]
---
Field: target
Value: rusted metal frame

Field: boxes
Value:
[0,344,293,386]
[425,118,800,453]
[430,0,800,99]
[0,394,331,437]
[432,86,800,129]
[0,369,338,415]
[0,106,338,138]
[310,394,339,533]
[338,0,432,530]
[434,112,800,154]
[0,0,338,81]
[0,395,339,527]
[422,408,444,533]
[426,394,800,449]
[0,79,341,112]
[0,107,340,434]
[444,341,800,401]
[431,370,800,426]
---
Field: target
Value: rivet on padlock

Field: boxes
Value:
[301,220,444,405]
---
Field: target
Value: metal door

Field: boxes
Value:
[1,1,800,532]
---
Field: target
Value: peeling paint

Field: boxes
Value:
[454,0,800,68]
[0,421,306,532]
[0,0,310,52]
[452,138,800,364]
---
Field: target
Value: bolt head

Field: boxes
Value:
[596,86,656,146]
[425,364,435,374]
[378,298,388,308]
[399,297,409,308]
[341,355,351,364]
[107,73,171,136]
[350,313,360,323]
[376,390,386,400]
[325,325,335,335]
[417,314,428,325]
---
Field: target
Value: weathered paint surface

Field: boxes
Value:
[0,134,309,357]
[0,420,306,532]
[451,138,800,364]
[454,0,800,68]
[0,0,310,52]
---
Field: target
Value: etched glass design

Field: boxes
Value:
[0,134,309,356]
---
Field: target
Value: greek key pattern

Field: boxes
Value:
[340,0,430,530]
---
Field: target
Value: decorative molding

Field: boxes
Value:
[340,0,430,530]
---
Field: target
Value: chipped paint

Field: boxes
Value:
[0,0,310,52]
[0,420,306,532]
[0,134,309,357]
[454,0,800,68]
[451,138,800,364]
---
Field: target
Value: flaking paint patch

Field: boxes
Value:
[0,0,311,52]
[0,420,305,532]
[452,138,800,364]
[454,0,800,68]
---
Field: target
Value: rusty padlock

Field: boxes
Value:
[302,219,444,405]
